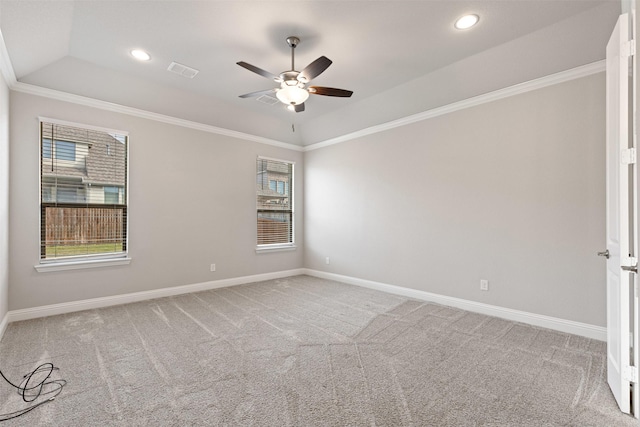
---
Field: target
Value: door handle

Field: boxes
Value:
[598,249,610,259]
[622,265,638,273]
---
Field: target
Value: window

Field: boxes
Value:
[40,119,128,262]
[104,186,120,204]
[56,185,80,203]
[42,138,52,159]
[42,138,76,161]
[55,140,76,161]
[257,160,268,188]
[256,157,294,247]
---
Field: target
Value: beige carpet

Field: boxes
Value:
[0,275,638,426]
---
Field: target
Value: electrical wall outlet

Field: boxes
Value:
[480,279,489,291]
[210,264,216,272]
[325,257,330,265]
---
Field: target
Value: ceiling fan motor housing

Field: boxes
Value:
[280,71,302,85]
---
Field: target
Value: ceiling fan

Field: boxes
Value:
[237,36,353,113]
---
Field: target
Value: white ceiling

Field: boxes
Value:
[0,1,621,146]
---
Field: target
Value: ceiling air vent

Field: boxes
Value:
[167,61,199,79]
[256,94,279,105]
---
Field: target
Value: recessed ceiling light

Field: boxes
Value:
[130,49,150,61]
[455,14,479,30]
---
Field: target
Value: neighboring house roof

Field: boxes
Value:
[41,122,126,187]
[85,140,126,186]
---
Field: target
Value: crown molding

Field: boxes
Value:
[11,82,304,151]
[304,60,606,152]
[0,18,604,155]
[0,27,301,151]
[0,28,16,86]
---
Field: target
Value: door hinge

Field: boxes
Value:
[622,148,637,164]
[622,39,636,58]
[625,365,638,383]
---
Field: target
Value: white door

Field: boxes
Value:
[631,8,639,417]
[606,12,636,415]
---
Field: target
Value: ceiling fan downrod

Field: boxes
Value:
[286,36,299,71]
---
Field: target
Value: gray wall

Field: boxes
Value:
[304,73,606,327]
[7,72,609,329]
[8,91,303,310]
[0,73,8,321]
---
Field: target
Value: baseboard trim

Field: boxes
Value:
[0,312,8,341]
[7,269,305,323]
[303,269,607,341]
[5,268,607,342]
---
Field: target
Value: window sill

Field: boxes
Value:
[34,257,132,273]
[255,244,297,254]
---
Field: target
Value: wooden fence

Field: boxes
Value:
[43,205,125,246]
[257,216,292,245]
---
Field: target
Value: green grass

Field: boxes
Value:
[45,243,124,258]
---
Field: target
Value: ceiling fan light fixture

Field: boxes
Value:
[277,85,309,106]
[454,14,479,30]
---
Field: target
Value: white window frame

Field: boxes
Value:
[34,117,131,272]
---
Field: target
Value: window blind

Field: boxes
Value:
[256,158,293,246]
[40,120,128,260]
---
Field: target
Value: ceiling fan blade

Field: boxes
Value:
[237,61,280,81]
[308,86,353,97]
[294,103,305,113]
[298,56,332,82]
[239,88,276,98]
